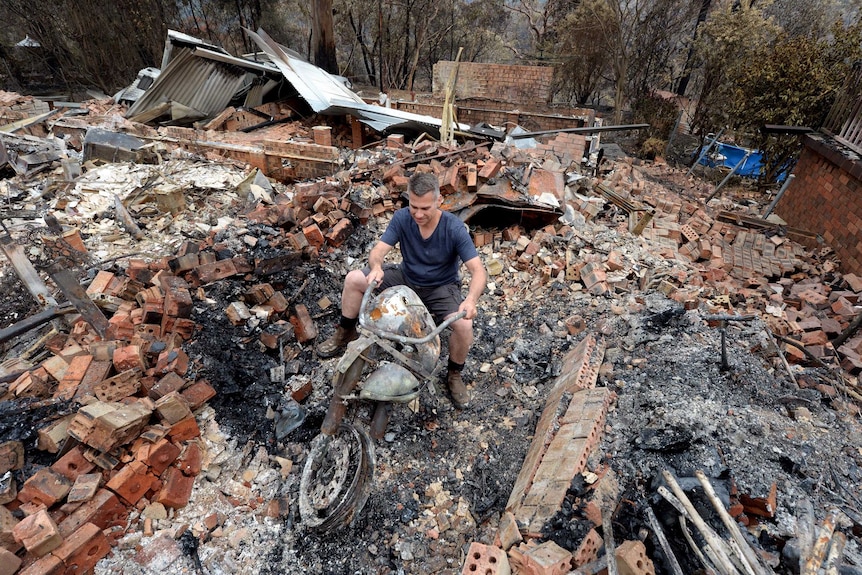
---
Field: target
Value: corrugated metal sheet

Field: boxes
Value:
[126,48,247,119]
[246,28,468,135]
[245,28,364,112]
[127,28,466,135]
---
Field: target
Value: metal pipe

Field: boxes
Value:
[762,174,795,218]
[706,150,752,203]
[507,123,651,139]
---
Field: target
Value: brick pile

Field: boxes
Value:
[0,245,224,574]
[0,92,50,127]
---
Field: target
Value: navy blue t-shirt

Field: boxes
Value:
[380,208,478,287]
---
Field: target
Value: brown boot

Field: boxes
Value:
[447,370,470,410]
[317,325,358,358]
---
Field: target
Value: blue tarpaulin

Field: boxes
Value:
[699,141,787,182]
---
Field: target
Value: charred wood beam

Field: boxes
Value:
[0,226,58,308]
[772,333,830,369]
[832,309,862,349]
[602,503,619,575]
[113,194,145,240]
[0,303,75,345]
[45,262,109,338]
[802,511,836,575]
[660,472,742,575]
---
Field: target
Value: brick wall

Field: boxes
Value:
[432,61,554,105]
[775,133,862,273]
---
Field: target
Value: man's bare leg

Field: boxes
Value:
[341,269,371,318]
[448,317,473,364]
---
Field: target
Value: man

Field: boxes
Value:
[317,172,487,409]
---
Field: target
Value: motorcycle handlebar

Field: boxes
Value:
[358,280,467,345]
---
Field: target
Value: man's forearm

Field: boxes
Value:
[465,267,487,305]
[368,242,389,271]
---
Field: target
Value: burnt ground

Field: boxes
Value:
[3,157,861,574]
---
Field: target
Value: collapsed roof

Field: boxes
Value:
[123,29,469,136]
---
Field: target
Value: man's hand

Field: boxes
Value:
[458,298,478,320]
[366,266,385,287]
[366,241,392,288]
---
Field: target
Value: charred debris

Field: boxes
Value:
[0,29,861,575]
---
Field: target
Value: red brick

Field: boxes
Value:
[18,468,72,508]
[193,259,237,284]
[51,522,110,573]
[51,445,96,482]
[616,539,656,575]
[106,461,156,505]
[573,528,603,567]
[58,489,125,537]
[141,300,164,324]
[290,304,318,343]
[54,354,93,400]
[86,271,115,295]
[515,540,572,575]
[0,441,24,475]
[164,286,193,318]
[17,554,63,575]
[154,348,189,376]
[0,546,22,575]
[155,392,192,425]
[74,359,113,402]
[155,467,195,509]
[461,542,509,575]
[168,416,200,442]
[325,218,354,247]
[141,438,181,475]
[180,380,216,410]
[66,473,102,503]
[0,505,20,552]
[302,224,325,249]
[169,253,199,274]
[149,371,186,400]
[113,345,144,372]
[12,509,62,556]
[176,441,202,476]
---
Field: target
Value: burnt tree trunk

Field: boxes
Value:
[313,0,338,74]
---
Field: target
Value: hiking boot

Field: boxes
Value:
[446,370,470,410]
[316,325,359,358]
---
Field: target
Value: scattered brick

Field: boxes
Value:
[12,509,63,557]
[155,467,195,509]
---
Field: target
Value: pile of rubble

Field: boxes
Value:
[0,87,861,575]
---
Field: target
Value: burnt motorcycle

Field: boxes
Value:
[299,281,464,531]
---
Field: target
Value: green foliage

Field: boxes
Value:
[690,0,862,184]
